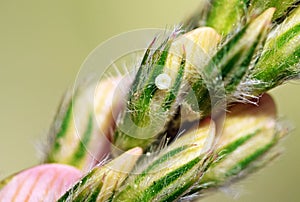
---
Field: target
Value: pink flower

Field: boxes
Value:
[0,164,82,202]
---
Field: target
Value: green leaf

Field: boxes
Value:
[112,118,213,201]
[184,95,288,197]
[58,148,142,202]
[113,32,188,155]
[45,78,124,171]
[249,6,300,94]
[249,0,298,20]
[187,8,275,113]
[206,0,249,35]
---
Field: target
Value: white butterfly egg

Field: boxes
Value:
[155,73,172,90]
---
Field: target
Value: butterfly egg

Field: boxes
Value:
[155,73,172,90]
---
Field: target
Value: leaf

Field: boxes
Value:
[206,0,249,35]
[249,0,298,20]
[112,120,214,201]
[45,77,127,171]
[249,6,300,94]
[112,27,221,155]
[186,8,275,114]
[58,147,142,202]
[183,95,288,199]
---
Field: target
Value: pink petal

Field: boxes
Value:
[0,164,82,202]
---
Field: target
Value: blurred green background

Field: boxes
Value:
[0,1,299,201]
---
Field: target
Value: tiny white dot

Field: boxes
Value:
[155,73,171,90]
